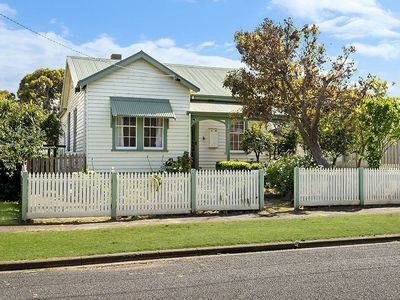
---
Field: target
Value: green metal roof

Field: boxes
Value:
[165,64,234,98]
[66,52,236,98]
[110,97,176,119]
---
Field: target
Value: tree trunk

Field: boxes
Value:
[307,139,330,167]
[255,152,260,162]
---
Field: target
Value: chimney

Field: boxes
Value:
[110,53,122,60]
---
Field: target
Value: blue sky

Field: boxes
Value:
[1,0,400,95]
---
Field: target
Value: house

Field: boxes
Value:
[60,50,268,172]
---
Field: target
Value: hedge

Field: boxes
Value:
[215,161,265,171]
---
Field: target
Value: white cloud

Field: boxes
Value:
[271,0,400,39]
[352,41,400,60]
[0,14,241,93]
[196,40,216,50]
[0,3,16,15]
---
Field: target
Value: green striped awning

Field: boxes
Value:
[110,97,176,119]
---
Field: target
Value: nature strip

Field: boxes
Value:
[1,235,399,272]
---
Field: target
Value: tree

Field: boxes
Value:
[241,123,275,162]
[273,121,298,158]
[42,113,63,147]
[318,110,355,167]
[0,96,46,175]
[354,79,400,168]
[0,90,15,100]
[224,18,370,167]
[17,68,64,112]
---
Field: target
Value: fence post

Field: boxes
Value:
[258,169,265,210]
[359,167,365,206]
[21,171,28,221]
[294,167,300,210]
[191,169,197,213]
[111,170,118,220]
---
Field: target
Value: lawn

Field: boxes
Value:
[0,202,20,225]
[1,213,400,262]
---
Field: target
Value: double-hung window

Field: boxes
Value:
[230,120,245,151]
[116,116,137,149]
[144,118,164,149]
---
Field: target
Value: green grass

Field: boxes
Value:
[1,213,400,262]
[0,202,20,226]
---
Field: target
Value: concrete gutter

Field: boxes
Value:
[1,235,399,272]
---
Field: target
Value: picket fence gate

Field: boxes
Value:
[21,169,264,220]
[294,167,400,208]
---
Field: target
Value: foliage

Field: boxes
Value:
[318,110,355,167]
[266,155,315,197]
[216,161,264,171]
[161,151,192,173]
[354,79,400,168]
[241,123,276,162]
[274,122,299,157]
[224,18,371,167]
[0,202,20,225]
[0,90,15,100]
[0,167,21,202]
[0,97,46,176]
[41,113,63,146]
[17,68,64,112]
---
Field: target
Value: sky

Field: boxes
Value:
[0,0,400,95]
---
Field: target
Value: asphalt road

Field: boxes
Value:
[1,242,399,300]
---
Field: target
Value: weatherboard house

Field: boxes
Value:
[60,51,266,172]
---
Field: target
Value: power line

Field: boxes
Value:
[0,12,176,79]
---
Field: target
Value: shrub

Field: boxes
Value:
[161,151,191,173]
[216,161,265,171]
[266,155,315,197]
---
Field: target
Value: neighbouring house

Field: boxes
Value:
[60,50,273,172]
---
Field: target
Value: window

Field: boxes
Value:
[67,112,71,151]
[73,108,77,152]
[144,118,164,149]
[230,120,245,151]
[116,116,137,149]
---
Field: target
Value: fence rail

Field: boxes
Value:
[295,167,400,208]
[27,154,86,173]
[22,169,264,220]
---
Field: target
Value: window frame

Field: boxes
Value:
[112,116,168,152]
[115,116,138,150]
[143,117,164,150]
[230,120,245,152]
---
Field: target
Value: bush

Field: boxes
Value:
[216,161,265,171]
[161,151,191,173]
[265,155,315,197]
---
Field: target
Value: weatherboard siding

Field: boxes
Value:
[197,120,267,169]
[61,74,86,154]
[86,59,191,172]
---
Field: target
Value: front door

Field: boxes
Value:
[191,124,198,169]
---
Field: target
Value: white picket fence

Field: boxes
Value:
[295,167,400,207]
[364,168,400,205]
[117,172,191,216]
[23,169,263,220]
[196,170,261,210]
[27,173,111,219]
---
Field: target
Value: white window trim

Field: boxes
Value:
[143,118,164,150]
[230,120,245,151]
[116,116,137,149]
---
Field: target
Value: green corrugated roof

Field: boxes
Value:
[165,64,233,98]
[66,53,235,98]
[110,97,176,119]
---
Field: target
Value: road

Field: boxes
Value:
[1,242,399,299]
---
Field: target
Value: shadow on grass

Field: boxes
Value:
[0,202,20,225]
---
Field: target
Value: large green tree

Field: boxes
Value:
[0,96,46,175]
[354,80,400,168]
[224,18,370,167]
[17,68,64,112]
